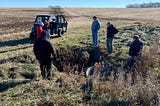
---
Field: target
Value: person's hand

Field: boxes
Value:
[54,53,57,58]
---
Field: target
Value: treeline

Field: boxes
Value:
[126,2,160,8]
[48,6,64,15]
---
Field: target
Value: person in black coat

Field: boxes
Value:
[129,35,143,57]
[128,35,143,67]
[106,21,118,53]
[50,18,57,35]
[43,20,48,31]
[33,31,56,79]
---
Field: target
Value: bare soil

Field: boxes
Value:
[0,8,160,36]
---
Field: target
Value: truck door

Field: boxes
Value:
[57,15,68,32]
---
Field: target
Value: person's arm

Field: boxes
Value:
[138,41,144,55]
[97,21,101,31]
[91,21,94,31]
[48,41,56,58]
[129,43,133,56]
[33,42,39,59]
[113,27,119,34]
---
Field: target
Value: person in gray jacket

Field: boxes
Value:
[91,16,101,46]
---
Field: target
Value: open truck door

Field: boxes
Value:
[56,15,68,36]
[29,15,68,39]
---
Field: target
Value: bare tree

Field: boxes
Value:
[126,2,160,8]
[49,6,64,15]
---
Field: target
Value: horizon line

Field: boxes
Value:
[0,6,126,8]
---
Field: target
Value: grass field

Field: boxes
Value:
[0,8,160,106]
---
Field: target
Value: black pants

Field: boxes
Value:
[40,61,52,79]
[50,28,53,35]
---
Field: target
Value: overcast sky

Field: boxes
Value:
[1,0,160,8]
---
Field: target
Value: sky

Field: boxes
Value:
[0,0,160,8]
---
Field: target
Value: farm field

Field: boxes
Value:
[0,8,160,106]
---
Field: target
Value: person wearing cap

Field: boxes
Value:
[129,35,143,57]
[106,21,118,53]
[91,16,101,46]
[128,35,143,67]
[33,30,56,80]
[36,22,44,39]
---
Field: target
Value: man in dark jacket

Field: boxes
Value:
[129,35,143,67]
[106,21,118,53]
[50,18,57,35]
[129,35,143,57]
[33,30,56,79]
[43,20,49,31]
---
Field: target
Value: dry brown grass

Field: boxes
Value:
[0,8,160,105]
[0,8,160,36]
[86,44,160,106]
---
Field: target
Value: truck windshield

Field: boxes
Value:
[35,16,49,24]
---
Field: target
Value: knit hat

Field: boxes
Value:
[133,35,139,39]
[93,16,97,19]
[106,21,111,25]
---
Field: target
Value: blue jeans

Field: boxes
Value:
[107,38,113,53]
[92,31,98,46]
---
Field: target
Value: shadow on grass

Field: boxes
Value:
[0,38,33,48]
[80,42,92,46]
[50,35,61,39]
[0,45,33,54]
[0,80,31,92]
[99,99,131,106]
[0,54,35,64]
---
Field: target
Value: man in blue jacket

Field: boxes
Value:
[91,16,101,46]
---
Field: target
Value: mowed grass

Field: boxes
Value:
[0,21,160,105]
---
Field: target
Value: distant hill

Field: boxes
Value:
[126,2,160,8]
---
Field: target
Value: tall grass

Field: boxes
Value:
[85,44,160,106]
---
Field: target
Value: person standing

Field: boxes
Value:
[50,18,57,35]
[91,16,100,46]
[127,35,144,84]
[129,35,143,67]
[36,22,44,39]
[106,21,118,53]
[43,20,49,31]
[33,31,56,80]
